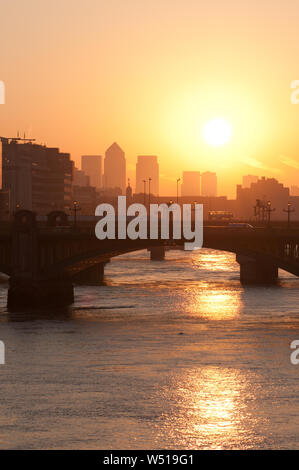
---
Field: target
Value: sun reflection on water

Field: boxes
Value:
[187,284,242,320]
[184,282,242,320]
[182,250,242,320]
[154,367,263,449]
[192,249,237,272]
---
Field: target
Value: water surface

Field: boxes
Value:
[0,249,298,449]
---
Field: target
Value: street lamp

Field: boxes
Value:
[69,200,81,229]
[176,178,181,204]
[283,202,295,229]
[253,199,261,222]
[266,200,275,227]
[142,180,146,206]
[148,177,152,208]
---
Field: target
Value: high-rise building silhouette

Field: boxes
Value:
[74,167,90,187]
[236,177,289,220]
[136,155,159,196]
[81,155,102,188]
[201,171,217,197]
[290,185,299,196]
[1,137,73,214]
[181,171,201,197]
[242,174,258,188]
[104,142,126,194]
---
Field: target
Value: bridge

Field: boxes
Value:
[1,210,299,310]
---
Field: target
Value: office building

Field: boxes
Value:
[181,171,201,197]
[242,174,259,188]
[1,137,73,214]
[74,168,90,187]
[236,177,289,220]
[104,142,126,194]
[136,155,159,196]
[201,171,217,197]
[291,185,299,196]
[81,155,102,188]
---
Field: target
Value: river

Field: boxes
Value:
[0,248,298,449]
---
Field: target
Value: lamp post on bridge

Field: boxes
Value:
[283,202,295,229]
[266,200,275,227]
[12,203,21,218]
[69,200,81,230]
[261,200,267,223]
[142,180,146,206]
[253,199,261,222]
[148,177,152,208]
[176,178,181,204]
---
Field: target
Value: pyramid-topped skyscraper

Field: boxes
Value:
[104,142,126,194]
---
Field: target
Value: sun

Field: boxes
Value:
[203,118,232,146]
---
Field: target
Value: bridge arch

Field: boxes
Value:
[7,209,299,309]
[44,238,291,285]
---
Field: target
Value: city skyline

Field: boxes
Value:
[1,0,299,454]
[1,1,299,198]
[2,134,299,223]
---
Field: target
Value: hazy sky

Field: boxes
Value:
[1,0,299,196]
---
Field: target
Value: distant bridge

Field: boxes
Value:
[1,210,299,310]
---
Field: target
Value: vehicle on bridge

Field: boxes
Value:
[228,223,254,230]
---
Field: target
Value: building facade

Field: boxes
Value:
[242,174,259,188]
[236,177,290,220]
[74,167,90,187]
[291,185,299,196]
[1,137,73,215]
[181,171,201,197]
[135,155,159,196]
[201,171,217,197]
[104,142,126,194]
[81,155,102,188]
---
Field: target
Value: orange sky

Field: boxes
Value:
[0,0,299,197]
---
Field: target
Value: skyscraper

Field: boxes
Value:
[136,155,159,196]
[201,171,217,197]
[181,171,201,197]
[291,185,299,196]
[81,155,102,188]
[242,174,259,188]
[74,167,90,187]
[104,142,126,194]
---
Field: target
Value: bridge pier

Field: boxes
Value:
[7,209,75,311]
[236,254,278,284]
[72,262,108,285]
[7,277,74,311]
[148,246,166,260]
